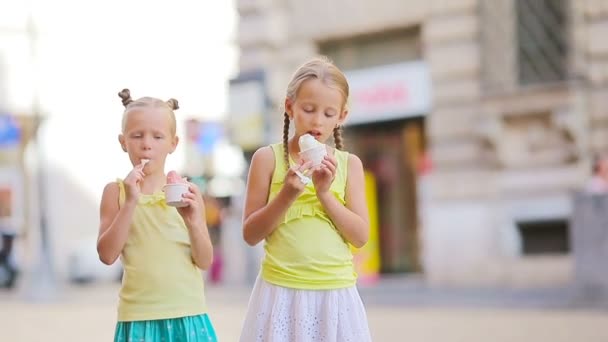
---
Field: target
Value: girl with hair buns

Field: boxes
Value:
[97,89,218,341]
[239,56,372,341]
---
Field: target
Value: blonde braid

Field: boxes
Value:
[283,112,290,169]
[333,125,344,150]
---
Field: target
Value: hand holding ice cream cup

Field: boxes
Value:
[163,171,189,207]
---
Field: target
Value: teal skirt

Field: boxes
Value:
[114,314,217,342]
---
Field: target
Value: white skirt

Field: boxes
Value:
[239,276,372,342]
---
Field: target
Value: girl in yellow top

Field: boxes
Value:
[240,57,372,341]
[97,89,217,342]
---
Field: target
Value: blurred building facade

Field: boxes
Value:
[228,0,606,287]
[0,11,39,244]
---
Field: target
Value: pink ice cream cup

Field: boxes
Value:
[163,171,189,207]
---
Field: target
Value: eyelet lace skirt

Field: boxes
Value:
[240,276,372,342]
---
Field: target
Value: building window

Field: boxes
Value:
[517,219,570,255]
[319,27,421,71]
[516,0,569,86]
[481,0,570,92]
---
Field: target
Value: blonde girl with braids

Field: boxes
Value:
[97,89,218,342]
[240,57,372,341]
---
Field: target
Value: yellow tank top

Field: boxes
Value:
[116,180,206,321]
[261,143,357,289]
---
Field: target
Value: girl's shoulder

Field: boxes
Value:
[345,151,362,166]
[249,145,278,180]
[99,181,122,216]
[102,179,126,207]
[345,152,363,174]
[101,180,121,200]
[330,147,356,176]
[103,180,121,191]
[255,144,276,156]
[251,145,277,167]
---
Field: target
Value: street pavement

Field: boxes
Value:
[1,280,608,342]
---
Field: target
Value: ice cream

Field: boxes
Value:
[299,134,322,151]
[166,170,184,184]
[298,133,327,167]
[164,171,189,207]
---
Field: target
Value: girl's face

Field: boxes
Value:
[286,78,347,145]
[118,107,178,173]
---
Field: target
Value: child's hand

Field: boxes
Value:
[123,162,145,205]
[312,154,337,194]
[283,160,313,196]
[176,182,206,229]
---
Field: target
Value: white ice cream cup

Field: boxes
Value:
[163,183,189,207]
[299,145,327,167]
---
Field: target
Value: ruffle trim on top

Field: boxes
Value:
[275,186,345,225]
[137,192,167,206]
[116,178,168,208]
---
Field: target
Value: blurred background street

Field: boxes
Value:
[4,0,608,341]
[2,280,608,342]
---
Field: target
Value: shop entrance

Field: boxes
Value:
[346,117,425,273]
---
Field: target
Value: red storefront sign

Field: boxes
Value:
[345,61,431,125]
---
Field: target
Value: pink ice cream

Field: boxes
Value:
[164,171,189,207]
[166,171,186,184]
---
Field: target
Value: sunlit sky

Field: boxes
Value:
[1,0,237,199]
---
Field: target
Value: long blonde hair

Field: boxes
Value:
[118,88,179,135]
[282,56,349,168]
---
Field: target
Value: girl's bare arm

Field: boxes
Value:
[242,147,302,246]
[185,219,214,270]
[317,154,370,248]
[96,182,136,265]
[178,183,214,270]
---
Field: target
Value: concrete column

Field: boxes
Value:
[583,0,608,154]
[421,0,510,286]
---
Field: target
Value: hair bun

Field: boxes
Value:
[118,88,133,107]
[166,98,179,110]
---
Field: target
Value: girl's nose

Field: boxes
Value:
[312,112,323,126]
[142,136,153,150]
